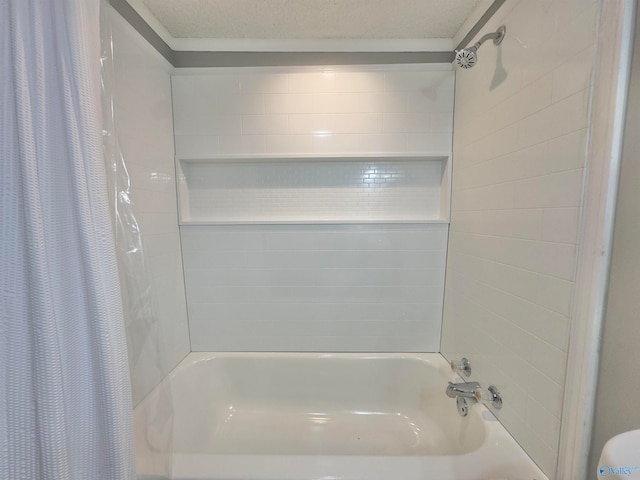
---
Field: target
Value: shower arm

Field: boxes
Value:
[468,26,506,50]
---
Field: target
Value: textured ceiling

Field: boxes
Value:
[140,0,480,39]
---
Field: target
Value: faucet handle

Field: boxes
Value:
[450,357,472,377]
[474,385,503,409]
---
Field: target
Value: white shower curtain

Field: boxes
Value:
[0,1,136,479]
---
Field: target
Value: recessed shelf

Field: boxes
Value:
[179,153,450,163]
[176,154,451,225]
[180,219,451,226]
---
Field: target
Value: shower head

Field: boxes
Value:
[454,25,506,69]
[455,45,479,69]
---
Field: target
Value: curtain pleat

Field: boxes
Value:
[0,1,136,479]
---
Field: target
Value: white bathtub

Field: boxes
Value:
[135,353,547,480]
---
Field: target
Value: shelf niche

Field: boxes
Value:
[176,155,451,225]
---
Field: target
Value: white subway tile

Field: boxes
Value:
[287,114,331,135]
[174,112,242,137]
[240,73,288,93]
[288,72,337,93]
[464,123,521,166]
[128,164,175,194]
[264,94,317,114]
[383,113,430,134]
[172,75,233,99]
[531,129,588,177]
[313,134,363,154]
[486,262,539,303]
[552,45,595,103]
[549,88,591,136]
[359,134,407,154]
[218,135,265,155]
[519,89,590,149]
[462,183,516,212]
[536,274,573,316]
[242,115,289,135]
[385,71,453,94]
[194,318,437,338]
[316,93,362,114]
[358,91,407,113]
[119,132,172,167]
[514,169,584,209]
[526,397,562,451]
[264,135,315,155]
[289,114,382,135]
[332,71,385,92]
[541,207,581,244]
[532,241,577,280]
[430,110,454,133]
[172,93,217,135]
[406,133,451,153]
[339,113,383,134]
[524,365,564,419]
[193,334,438,353]
[518,429,559,477]
[218,94,265,115]
[527,339,568,386]
[512,295,570,352]
[508,144,544,182]
[495,74,553,131]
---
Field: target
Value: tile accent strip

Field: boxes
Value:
[109,0,175,65]
[109,0,504,68]
[455,0,506,51]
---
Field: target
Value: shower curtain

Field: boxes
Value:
[0,1,136,479]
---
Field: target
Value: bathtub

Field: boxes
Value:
[135,353,547,480]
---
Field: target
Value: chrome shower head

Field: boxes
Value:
[455,45,479,69]
[454,25,506,69]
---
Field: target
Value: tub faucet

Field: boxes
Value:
[446,381,481,399]
[446,381,503,417]
[446,381,481,417]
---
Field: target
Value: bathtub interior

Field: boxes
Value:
[135,352,548,480]
[167,353,486,457]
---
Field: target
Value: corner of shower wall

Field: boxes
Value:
[441,0,600,476]
[563,0,637,477]
[101,2,191,478]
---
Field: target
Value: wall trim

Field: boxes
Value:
[168,38,454,53]
[109,0,504,68]
[454,0,506,51]
[172,51,455,68]
[108,0,174,65]
[557,0,636,478]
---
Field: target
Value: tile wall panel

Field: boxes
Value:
[183,160,444,222]
[440,0,598,476]
[172,66,454,157]
[111,11,190,404]
[172,65,454,352]
[182,224,447,352]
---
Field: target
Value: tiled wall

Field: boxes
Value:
[181,159,446,222]
[172,66,453,157]
[110,10,190,404]
[172,66,454,352]
[441,0,598,476]
[590,3,640,476]
[182,224,447,351]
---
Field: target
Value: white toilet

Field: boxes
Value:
[598,430,640,479]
